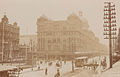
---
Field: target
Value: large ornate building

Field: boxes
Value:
[0,15,19,61]
[37,13,107,56]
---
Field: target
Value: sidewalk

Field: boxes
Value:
[61,68,96,77]
[99,60,120,77]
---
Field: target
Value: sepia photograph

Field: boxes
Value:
[0,0,120,77]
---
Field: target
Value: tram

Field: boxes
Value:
[74,56,88,67]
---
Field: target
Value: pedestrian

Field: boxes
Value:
[40,61,42,64]
[101,57,107,70]
[72,60,74,72]
[60,61,62,66]
[31,67,33,71]
[45,68,48,75]
[54,69,60,77]
[64,60,66,64]
[38,66,40,70]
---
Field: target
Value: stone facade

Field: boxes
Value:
[37,13,107,55]
[19,35,37,51]
[0,15,19,61]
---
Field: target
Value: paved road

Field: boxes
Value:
[19,56,110,77]
[0,56,110,77]
[19,61,72,77]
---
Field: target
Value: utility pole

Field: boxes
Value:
[72,40,75,72]
[1,21,5,65]
[30,39,33,70]
[113,36,117,56]
[25,44,28,63]
[103,2,117,68]
[10,42,13,65]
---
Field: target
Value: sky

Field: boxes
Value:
[0,0,120,46]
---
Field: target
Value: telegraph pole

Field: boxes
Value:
[112,35,117,56]
[30,39,33,70]
[1,21,5,65]
[103,2,117,68]
[10,42,13,65]
[25,44,28,63]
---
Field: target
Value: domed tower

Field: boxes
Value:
[78,11,89,29]
[67,13,80,21]
[13,22,17,26]
[1,15,9,24]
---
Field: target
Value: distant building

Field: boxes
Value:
[37,13,107,56]
[0,15,19,61]
[18,44,30,61]
[19,35,37,52]
[20,35,37,46]
[19,35,37,64]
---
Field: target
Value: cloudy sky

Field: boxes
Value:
[0,0,119,45]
